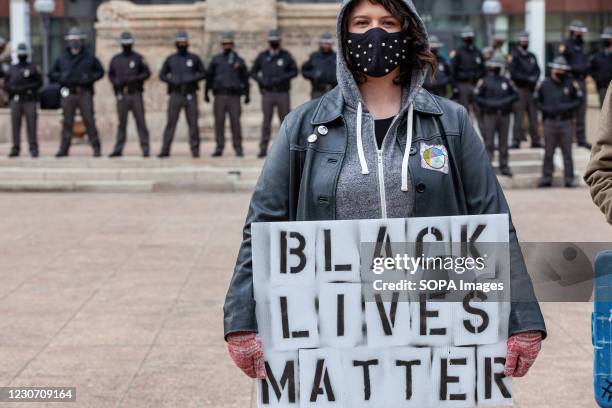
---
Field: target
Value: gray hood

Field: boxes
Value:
[336,0,429,113]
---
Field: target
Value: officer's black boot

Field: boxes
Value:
[578,141,592,150]
[257,147,267,159]
[92,142,102,158]
[55,139,70,158]
[30,150,39,159]
[142,148,150,158]
[8,146,19,158]
[500,167,513,178]
[212,147,223,157]
[537,178,552,188]
[109,150,122,158]
[235,146,244,158]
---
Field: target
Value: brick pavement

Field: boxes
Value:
[0,189,608,407]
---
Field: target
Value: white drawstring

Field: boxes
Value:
[356,102,369,175]
[401,104,414,192]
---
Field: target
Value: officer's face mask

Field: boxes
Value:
[68,40,82,55]
[223,45,233,55]
[269,41,280,50]
[491,67,502,76]
[604,39,612,48]
[17,54,28,64]
[176,42,188,55]
[463,37,474,46]
[121,44,132,54]
[346,27,407,78]
[520,42,529,50]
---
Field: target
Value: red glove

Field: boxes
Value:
[227,332,266,379]
[504,331,542,377]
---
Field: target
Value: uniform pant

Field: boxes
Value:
[542,119,574,185]
[482,112,510,170]
[10,100,38,154]
[599,87,608,108]
[161,93,200,156]
[112,93,150,155]
[213,94,242,152]
[59,90,100,154]
[573,78,587,145]
[261,91,290,151]
[311,90,326,100]
[512,86,541,146]
[457,81,477,114]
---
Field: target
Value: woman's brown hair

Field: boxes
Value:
[342,0,436,85]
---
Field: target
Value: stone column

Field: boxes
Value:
[525,0,546,80]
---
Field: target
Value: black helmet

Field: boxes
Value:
[65,27,85,41]
[461,26,475,39]
[175,31,189,43]
[119,31,134,45]
[268,29,281,42]
[568,20,588,34]
[16,43,29,57]
[548,55,571,71]
[429,35,443,50]
[319,32,334,45]
[221,31,235,45]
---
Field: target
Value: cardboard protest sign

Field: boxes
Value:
[252,216,512,407]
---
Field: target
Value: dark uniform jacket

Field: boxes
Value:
[475,73,519,114]
[205,51,249,96]
[108,50,151,95]
[301,49,338,94]
[423,54,457,98]
[509,47,541,90]
[49,49,105,93]
[159,51,207,95]
[451,45,485,84]
[223,86,546,340]
[535,76,583,119]
[4,61,43,102]
[590,49,612,90]
[561,38,589,79]
[250,49,298,93]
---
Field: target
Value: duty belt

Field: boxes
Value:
[60,86,88,97]
[544,113,573,121]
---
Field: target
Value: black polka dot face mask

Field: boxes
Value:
[346,27,408,77]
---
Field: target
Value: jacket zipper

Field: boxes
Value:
[376,149,388,219]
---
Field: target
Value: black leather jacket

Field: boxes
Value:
[223,86,546,340]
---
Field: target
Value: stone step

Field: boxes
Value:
[0,166,263,183]
[497,174,587,190]
[0,157,264,169]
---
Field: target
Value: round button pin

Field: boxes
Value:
[317,126,329,136]
[307,134,318,143]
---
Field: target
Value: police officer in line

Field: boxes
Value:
[158,31,207,158]
[5,43,42,158]
[250,29,298,158]
[205,31,249,158]
[535,56,583,189]
[509,32,542,149]
[451,26,486,116]
[108,32,151,158]
[559,20,591,149]
[0,37,11,108]
[301,32,337,100]
[50,27,105,158]
[423,35,458,99]
[590,27,612,107]
[474,55,518,178]
[483,33,506,64]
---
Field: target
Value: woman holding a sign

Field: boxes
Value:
[224,0,545,381]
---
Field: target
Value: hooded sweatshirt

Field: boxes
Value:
[334,0,428,220]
